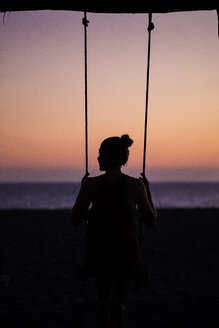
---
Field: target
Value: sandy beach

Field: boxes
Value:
[0,209,218,328]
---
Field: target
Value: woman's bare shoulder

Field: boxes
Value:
[87,175,105,185]
[123,174,141,187]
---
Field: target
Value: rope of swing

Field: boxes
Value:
[142,13,154,175]
[82,11,89,176]
[139,13,154,250]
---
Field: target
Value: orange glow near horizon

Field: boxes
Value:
[0,11,219,181]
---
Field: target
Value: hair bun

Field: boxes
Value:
[120,134,133,148]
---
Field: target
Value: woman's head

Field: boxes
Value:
[98,134,133,171]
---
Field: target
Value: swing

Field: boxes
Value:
[82,11,154,178]
[81,12,155,250]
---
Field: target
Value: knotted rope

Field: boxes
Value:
[142,13,154,175]
[82,11,89,176]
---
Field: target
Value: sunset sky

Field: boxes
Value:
[0,10,218,182]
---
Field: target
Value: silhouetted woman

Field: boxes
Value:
[72,134,157,328]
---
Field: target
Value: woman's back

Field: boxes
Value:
[85,174,141,277]
[89,173,139,216]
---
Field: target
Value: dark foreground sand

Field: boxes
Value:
[0,209,218,328]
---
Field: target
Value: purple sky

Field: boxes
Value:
[0,10,218,182]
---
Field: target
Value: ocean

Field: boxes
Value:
[0,182,218,209]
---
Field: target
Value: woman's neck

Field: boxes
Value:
[104,167,123,180]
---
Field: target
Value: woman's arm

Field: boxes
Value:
[140,173,157,217]
[72,178,91,227]
[137,177,157,227]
